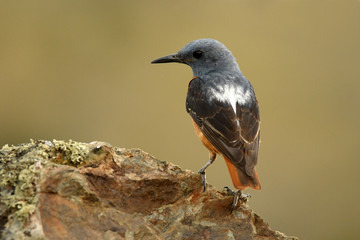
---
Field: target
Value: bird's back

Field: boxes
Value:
[186,72,261,190]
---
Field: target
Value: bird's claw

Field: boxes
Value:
[223,187,251,214]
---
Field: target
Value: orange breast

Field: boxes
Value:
[192,120,219,155]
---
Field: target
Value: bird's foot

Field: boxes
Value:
[223,187,251,214]
[198,170,207,192]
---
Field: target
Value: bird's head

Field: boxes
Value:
[151,39,240,77]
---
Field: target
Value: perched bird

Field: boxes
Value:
[151,39,261,212]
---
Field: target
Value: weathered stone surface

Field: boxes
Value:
[0,140,297,240]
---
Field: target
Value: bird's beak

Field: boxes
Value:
[151,53,183,64]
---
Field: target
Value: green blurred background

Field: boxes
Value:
[1,0,359,239]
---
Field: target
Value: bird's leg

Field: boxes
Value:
[198,152,216,192]
[223,187,251,214]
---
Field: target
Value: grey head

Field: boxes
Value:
[151,39,241,77]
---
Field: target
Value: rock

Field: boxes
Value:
[0,140,298,240]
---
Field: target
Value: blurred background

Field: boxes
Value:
[1,0,359,239]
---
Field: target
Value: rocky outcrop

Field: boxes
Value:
[0,140,297,240]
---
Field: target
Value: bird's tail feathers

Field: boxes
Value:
[224,157,261,190]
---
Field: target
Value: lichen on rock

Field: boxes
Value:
[0,140,298,240]
[51,139,89,166]
[0,140,90,239]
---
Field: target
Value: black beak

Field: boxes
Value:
[151,53,183,64]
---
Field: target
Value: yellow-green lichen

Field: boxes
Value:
[51,140,89,166]
[0,140,49,234]
[0,139,90,238]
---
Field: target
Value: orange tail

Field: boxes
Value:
[224,157,261,190]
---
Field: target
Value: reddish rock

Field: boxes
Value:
[0,140,297,240]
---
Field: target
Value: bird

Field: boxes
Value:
[151,39,261,212]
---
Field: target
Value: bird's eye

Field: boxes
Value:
[193,50,203,59]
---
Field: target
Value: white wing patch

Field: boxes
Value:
[209,84,252,114]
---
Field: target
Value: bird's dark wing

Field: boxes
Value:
[186,77,260,176]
